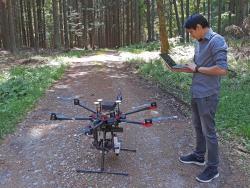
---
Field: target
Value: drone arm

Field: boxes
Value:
[124,102,157,116]
[120,119,143,125]
[50,113,92,121]
[120,119,153,127]
[78,104,96,114]
[74,99,96,114]
[74,117,93,120]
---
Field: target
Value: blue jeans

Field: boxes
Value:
[191,94,219,167]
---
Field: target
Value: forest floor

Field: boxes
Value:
[0,50,249,188]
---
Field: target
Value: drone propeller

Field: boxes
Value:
[151,116,178,123]
[119,118,153,127]
[125,102,157,116]
[56,96,79,102]
[131,103,149,109]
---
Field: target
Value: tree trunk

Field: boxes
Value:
[169,0,173,38]
[88,0,95,49]
[130,0,134,44]
[135,0,140,43]
[59,0,64,47]
[52,0,61,49]
[20,0,27,46]
[236,0,247,25]
[196,0,200,13]
[126,0,131,45]
[7,0,17,53]
[146,0,152,42]
[42,0,46,48]
[151,0,156,40]
[180,0,185,42]
[0,0,10,49]
[36,0,43,48]
[207,0,211,24]
[14,0,21,49]
[63,0,69,49]
[186,0,189,42]
[218,0,222,34]
[32,0,39,51]
[203,1,206,15]
[228,0,233,25]
[173,0,181,37]
[156,0,170,53]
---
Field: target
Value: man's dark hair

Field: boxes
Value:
[184,14,209,29]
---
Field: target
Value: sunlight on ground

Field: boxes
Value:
[29,123,61,139]
[48,44,239,67]
[170,45,194,62]
[48,45,195,67]
[54,84,70,89]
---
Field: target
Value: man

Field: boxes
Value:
[173,14,228,183]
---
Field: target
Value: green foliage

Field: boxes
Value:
[136,59,192,103]
[119,41,160,53]
[217,59,250,140]
[0,65,66,138]
[63,50,91,57]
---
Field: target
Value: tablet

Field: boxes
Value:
[160,53,188,69]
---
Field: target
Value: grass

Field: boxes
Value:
[62,49,92,58]
[137,59,192,103]
[0,65,66,138]
[217,59,250,148]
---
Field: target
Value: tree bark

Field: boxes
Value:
[0,0,10,49]
[186,0,189,42]
[180,0,185,42]
[7,0,17,53]
[20,0,27,46]
[32,0,39,51]
[218,0,222,34]
[151,0,155,40]
[63,0,69,49]
[169,0,173,38]
[156,0,170,53]
[207,0,211,25]
[196,0,200,13]
[173,0,181,37]
[52,0,61,49]
[146,0,152,42]
[126,0,131,45]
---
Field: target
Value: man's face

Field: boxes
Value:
[186,24,203,40]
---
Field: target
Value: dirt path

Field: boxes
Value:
[0,53,249,188]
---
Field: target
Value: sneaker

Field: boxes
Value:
[179,153,205,166]
[196,166,219,183]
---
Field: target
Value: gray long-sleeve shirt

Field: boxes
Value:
[191,28,228,98]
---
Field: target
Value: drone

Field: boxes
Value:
[50,92,177,176]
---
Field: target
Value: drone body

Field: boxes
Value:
[50,93,175,176]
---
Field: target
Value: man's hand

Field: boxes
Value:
[185,63,197,72]
[186,63,228,76]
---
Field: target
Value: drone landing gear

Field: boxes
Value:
[76,146,136,176]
